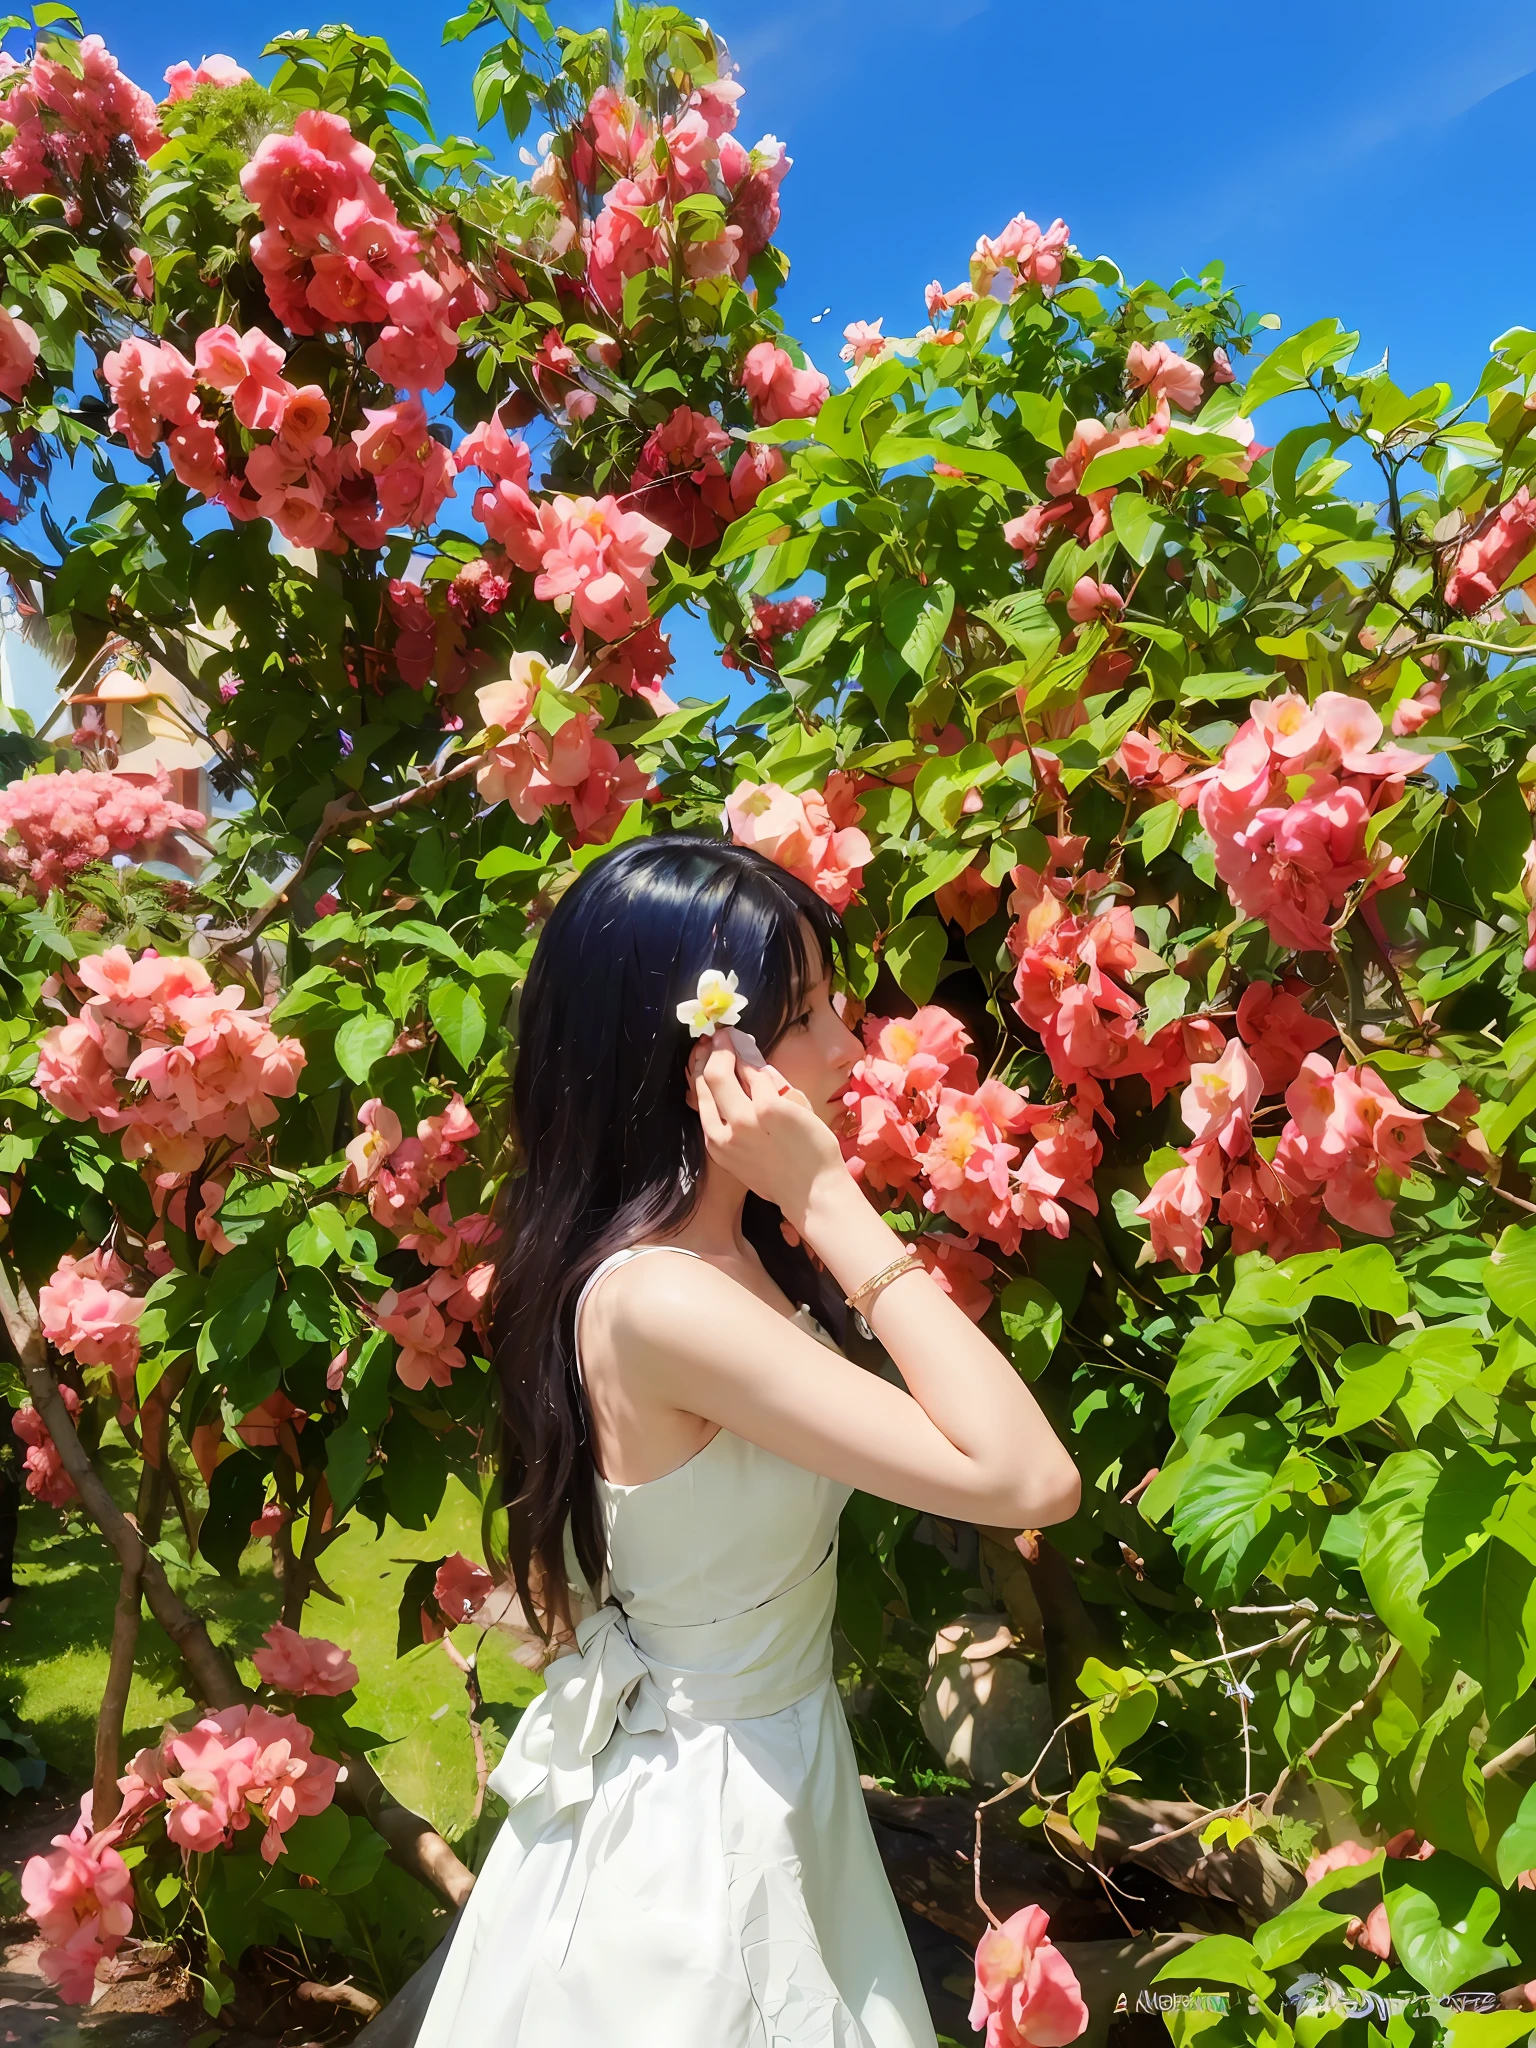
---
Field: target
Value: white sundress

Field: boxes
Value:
[401,1243,939,2048]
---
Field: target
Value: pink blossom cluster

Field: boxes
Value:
[1444,487,1536,613]
[571,78,791,313]
[374,1200,500,1390]
[0,305,40,403]
[38,1248,142,1400]
[21,1807,134,2003]
[739,342,829,426]
[102,323,456,552]
[117,1704,339,1865]
[35,947,306,1176]
[0,35,161,204]
[12,1384,80,1506]
[969,1902,1089,2048]
[162,53,250,102]
[1004,399,1170,569]
[341,1093,499,1387]
[629,404,787,548]
[1006,844,1215,1114]
[251,1621,359,1696]
[239,108,479,384]
[0,767,205,896]
[473,488,670,645]
[841,1006,1100,1255]
[724,776,874,913]
[1182,691,1425,955]
[475,662,654,846]
[967,213,1071,301]
[1135,1021,1425,1272]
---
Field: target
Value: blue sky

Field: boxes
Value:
[10,0,1536,712]
[80,0,1536,398]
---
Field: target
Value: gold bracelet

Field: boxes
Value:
[845,1251,922,1316]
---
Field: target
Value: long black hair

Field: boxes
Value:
[492,834,847,1640]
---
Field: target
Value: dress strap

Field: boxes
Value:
[571,1244,707,1386]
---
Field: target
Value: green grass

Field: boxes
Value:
[5,1468,541,1839]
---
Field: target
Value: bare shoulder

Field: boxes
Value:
[580,1248,743,1361]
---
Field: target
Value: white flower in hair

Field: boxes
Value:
[676,968,747,1039]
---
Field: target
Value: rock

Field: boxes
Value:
[919,1612,1056,1789]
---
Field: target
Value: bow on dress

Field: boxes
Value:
[488,1602,668,1824]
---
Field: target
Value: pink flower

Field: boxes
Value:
[1392,673,1443,735]
[39,1249,142,1381]
[365,270,460,393]
[102,336,198,456]
[1235,981,1335,1094]
[252,1621,359,1697]
[629,404,734,549]
[453,412,532,487]
[0,35,161,201]
[373,1280,466,1389]
[21,1821,134,2004]
[913,1233,995,1321]
[1126,340,1203,414]
[969,1904,1089,2047]
[434,1551,494,1627]
[1064,576,1123,625]
[840,319,887,368]
[1211,346,1236,384]
[969,214,1071,300]
[1181,1038,1262,1156]
[341,1096,405,1191]
[1046,399,1170,499]
[0,306,40,403]
[724,779,873,912]
[194,324,291,433]
[935,863,1000,933]
[528,494,671,642]
[0,768,205,895]
[13,1386,80,1506]
[161,1704,338,1864]
[739,342,828,426]
[1445,488,1536,612]
[163,54,250,102]
[1135,1147,1222,1274]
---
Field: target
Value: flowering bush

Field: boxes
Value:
[2,0,1536,2031]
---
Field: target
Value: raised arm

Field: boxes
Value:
[604,1033,1081,1529]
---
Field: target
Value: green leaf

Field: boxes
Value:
[286,1204,352,1271]
[1358,1449,1441,1667]
[428,982,487,1070]
[199,1452,267,1580]
[1109,493,1167,567]
[883,916,948,1005]
[281,1806,350,1881]
[1485,1223,1536,1330]
[1141,971,1188,1034]
[1167,1321,1296,1442]
[1326,1344,1409,1437]
[883,580,955,682]
[1384,1853,1517,1996]
[1154,1934,1272,1993]
[869,435,1027,491]
[1285,1244,1410,1317]
[913,743,999,832]
[334,1009,394,1085]
[1495,1777,1536,1887]
[998,1279,1062,1380]
[1252,1852,1383,1968]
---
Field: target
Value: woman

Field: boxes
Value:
[409,834,1080,2047]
